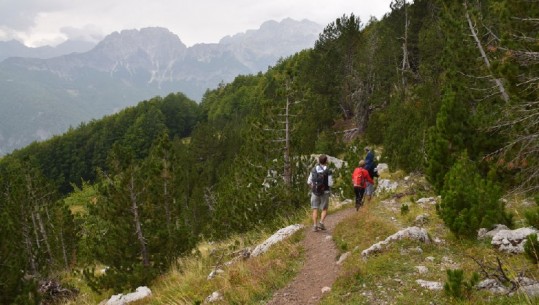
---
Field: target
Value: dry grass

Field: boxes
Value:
[320,172,539,305]
[140,230,305,305]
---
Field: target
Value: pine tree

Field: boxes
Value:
[437,152,511,238]
[0,158,75,304]
[141,132,194,266]
[83,145,156,291]
[426,89,471,191]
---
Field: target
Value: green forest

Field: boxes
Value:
[1,0,538,304]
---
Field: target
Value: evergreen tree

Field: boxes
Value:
[83,145,156,291]
[426,89,472,191]
[141,132,194,266]
[437,152,511,238]
[0,157,74,304]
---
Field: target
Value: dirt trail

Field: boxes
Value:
[266,206,356,305]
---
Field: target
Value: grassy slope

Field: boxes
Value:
[322,171,538,305]
[63,169,539,305]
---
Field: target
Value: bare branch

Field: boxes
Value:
[464,1,510,103]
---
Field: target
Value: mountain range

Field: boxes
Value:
[0,18,323,155]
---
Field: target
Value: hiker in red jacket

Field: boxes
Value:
[352,160,374,211]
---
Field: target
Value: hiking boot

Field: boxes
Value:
[318,223,326,230]
[313,225,319,232]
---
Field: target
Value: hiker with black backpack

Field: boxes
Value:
[352,160,374,211]
[307,154,333,232]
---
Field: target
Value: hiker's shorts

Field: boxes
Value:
[311,192,329,210]
[365,182,374,196]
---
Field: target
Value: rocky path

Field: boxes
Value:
[266,206,356,305]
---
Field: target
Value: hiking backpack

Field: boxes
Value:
[354,168,367,189]
[311,166,330,196]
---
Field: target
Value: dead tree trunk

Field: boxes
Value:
[129,172,150,267]
[401,0,410,87]
[464,1,510,103]
[283,94,292,187]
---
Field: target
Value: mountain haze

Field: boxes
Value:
[0,39,96,61]
[0,18,323,155]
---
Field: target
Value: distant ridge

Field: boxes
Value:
[0,19,324,155]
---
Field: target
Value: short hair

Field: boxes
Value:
[364,146,371,151]
[319,154,328,165]
[358,160,366,167]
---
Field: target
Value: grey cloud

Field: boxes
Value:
[60,25,104,42]
[0,0,72,30]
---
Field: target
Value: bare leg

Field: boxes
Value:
[312,209,318,226]
[320,208,327,223]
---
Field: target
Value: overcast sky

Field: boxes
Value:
[0,0,395,48]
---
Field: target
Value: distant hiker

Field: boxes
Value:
[352,160,374,211]
[307,154,333,232]
[363,147,377,202]
[364,147,375,176]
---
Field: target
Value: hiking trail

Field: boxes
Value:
[266,206,356,305]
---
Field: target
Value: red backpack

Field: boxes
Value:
[353,168,367,189]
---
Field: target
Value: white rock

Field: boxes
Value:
[376,163,389,173]
[251,224,304,257]
[415,266,429,274]
[478,224,510,240]
[362,227,430,258]
[205,291,223,303]
[416,197,437,205]
[207,268,224,280]
[336,252,351,265]
[477,279,509,294]
[414,214,429,226]
[491,227,539,253]
[106,286,151,305]
[416,280,443,290]
[433,237,444,244]
[376,179,398,193]
[321,286,331,293]
[518,283,539,297]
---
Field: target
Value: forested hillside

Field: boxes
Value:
[1,0,537,304]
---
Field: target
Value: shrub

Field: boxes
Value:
[400,204,410,215]
[437,152,512,238]
[524,233,539,264]
[444,269,479,300]
[524,196,539,228]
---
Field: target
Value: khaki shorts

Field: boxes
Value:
[311,192,330,210]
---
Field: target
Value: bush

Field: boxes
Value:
[437,152,512,238]
[524,233,539,264]
[524,196,539,228]
[444,269,479,300]
[400,204,410,215]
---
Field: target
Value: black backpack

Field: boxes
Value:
[311,166,330,196]
[369,161,379,178]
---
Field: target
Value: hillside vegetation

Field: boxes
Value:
[0,0,538,304]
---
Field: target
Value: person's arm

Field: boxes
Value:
[366,170,374,184]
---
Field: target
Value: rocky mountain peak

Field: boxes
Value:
[93,27,187,58]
